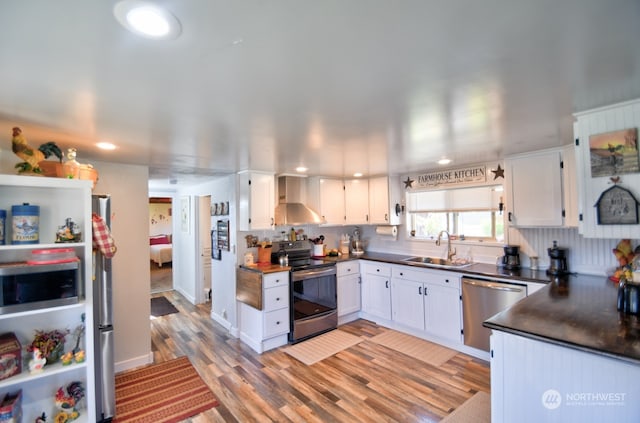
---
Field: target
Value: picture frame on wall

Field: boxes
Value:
[589,128,639,177]
[180,196,190,233]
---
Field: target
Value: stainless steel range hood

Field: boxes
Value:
[274,176,324,225]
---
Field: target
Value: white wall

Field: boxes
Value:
[91,160,152,371]
[174,175,238,332]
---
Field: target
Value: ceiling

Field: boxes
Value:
[1,0,639,188]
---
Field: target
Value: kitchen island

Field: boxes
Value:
[484,274,640,422]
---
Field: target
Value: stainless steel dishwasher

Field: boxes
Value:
[462,277,527,351]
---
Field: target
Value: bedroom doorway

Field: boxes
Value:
[149,197,174,293]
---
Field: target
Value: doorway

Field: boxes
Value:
[149,197,174,293]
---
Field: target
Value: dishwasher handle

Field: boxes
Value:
[463,278,526,293]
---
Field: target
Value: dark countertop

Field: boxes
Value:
[484,274,640,364]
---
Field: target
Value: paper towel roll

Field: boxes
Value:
[376,225,398,238]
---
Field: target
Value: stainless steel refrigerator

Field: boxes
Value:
[92,194,115,422]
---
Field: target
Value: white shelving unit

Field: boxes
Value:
[0,175,95,422]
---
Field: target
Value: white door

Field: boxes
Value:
[196,195,212,303]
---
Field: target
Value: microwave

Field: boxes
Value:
[0,261,81,315]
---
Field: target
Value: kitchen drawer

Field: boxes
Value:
[361,262,391,277]
[337,261,359,277]
[393,265,460,289]
[264,272,289,289]
[264,308,289,337]
[263,285,289,311]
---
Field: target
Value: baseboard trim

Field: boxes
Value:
[115,351,154,373]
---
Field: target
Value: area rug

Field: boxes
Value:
[114,356,219,423]
[150,296,179,317]
[368,330,457,367]
[283,329,363,365]
[441,391,491,423]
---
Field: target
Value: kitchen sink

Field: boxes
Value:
[403,256,473,269]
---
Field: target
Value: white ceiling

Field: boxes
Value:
[1,0,639,188]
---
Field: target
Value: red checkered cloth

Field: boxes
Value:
[92,213,117,258]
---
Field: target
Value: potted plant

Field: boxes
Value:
[27,329,69,365]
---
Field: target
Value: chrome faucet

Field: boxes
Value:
[436,230,456,262]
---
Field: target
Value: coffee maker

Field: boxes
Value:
[502,245,521,270]
[547,240,569,275]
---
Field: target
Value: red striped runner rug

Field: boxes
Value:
[114,356,219,423]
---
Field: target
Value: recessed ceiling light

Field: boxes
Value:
[437,158,451,165]
[295,166,308,173]
[97,142,116,150]
[114,0,181,40]
[353,172,363,177]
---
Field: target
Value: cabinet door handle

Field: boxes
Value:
[445,279,449,283]
[276,321,281,325]
[385,280,389,289]
[358,276,361,284]
[276,297,280,301]
[418,286,422,295]
[385,213,388,221]
[271,218,275,225]
[424,287,428,296]
[376,269,380,272]
[508,212,513,222]
[400,272,404,276]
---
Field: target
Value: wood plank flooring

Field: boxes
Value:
[148,291,490,422]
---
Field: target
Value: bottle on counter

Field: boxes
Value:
[290,227,296,241]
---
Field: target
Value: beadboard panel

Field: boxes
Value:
[508,227,634,275]
[574,99,640,238]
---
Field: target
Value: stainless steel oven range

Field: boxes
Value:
[271,240,337,343]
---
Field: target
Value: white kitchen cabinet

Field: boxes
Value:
[238,271,289,353]
[368,176,402,226]
[573,99,640,238]
[0,175,95,422]
[505,148,565,227]
[337,261,360,322]
[238,171,275,231]
[344,179,369,225]
[307,177,345,226]
[391,265,462,344]
[360,261,391,321]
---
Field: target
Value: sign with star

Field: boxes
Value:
[404,165,487,191]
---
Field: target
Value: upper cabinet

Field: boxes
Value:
[307,177,345,226]
[368,175,402,226]
[573,99,640,238]
[308,176,401,226]
[238,171,275,231]
[344,179,369,224]
[505,147,577,227]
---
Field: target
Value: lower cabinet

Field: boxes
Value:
[391,265,462,343]
[360,261,392,321]
[337,261,361,321]
[238,271,290,353]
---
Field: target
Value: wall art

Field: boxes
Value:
[589,128,638,177]
[595,185,639,225]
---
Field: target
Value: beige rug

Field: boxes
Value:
[441,391,491,423]
[368,330,457,367]
[283,329,363,365]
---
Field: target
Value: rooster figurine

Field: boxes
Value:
[11,127,62,174]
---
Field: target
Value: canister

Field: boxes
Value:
[11,203,40,244]
[0,209,6,245]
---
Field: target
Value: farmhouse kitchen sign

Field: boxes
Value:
[404,165,487,191]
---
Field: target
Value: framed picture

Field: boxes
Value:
[589,128,639,177]
[180,196,190,233]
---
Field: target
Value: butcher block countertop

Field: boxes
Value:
[240,263,290,274]
[484,274,640,364]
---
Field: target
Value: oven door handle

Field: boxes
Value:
[292,266,336,281]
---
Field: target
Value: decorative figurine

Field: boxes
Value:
[11,127,63,174]
[60,352,73,366]
[56,218,82,243]
[73,350,85,363]
[35,412,47,423]
[54,382,84,422]
[29,348,46,374]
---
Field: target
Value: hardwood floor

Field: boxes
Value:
[150,260,173,293]
[148,291,490,422]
